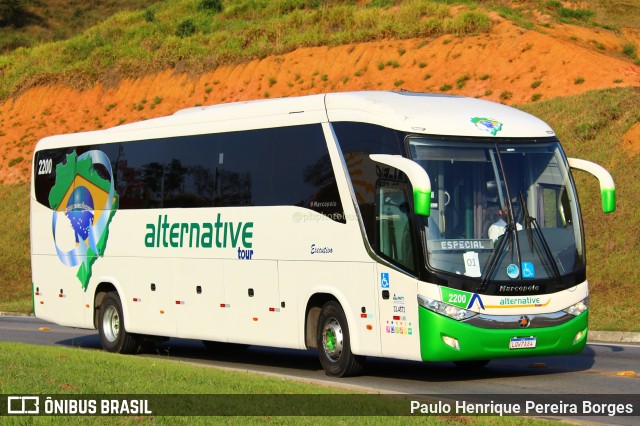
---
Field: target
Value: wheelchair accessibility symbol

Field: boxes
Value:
[381,272,390,289]
[521,262,535,279]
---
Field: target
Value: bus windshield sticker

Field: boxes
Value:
[507,263,520,279]
[463,251,481,277]
[427,239,493,252]
[49,150,118,291]
[521,261,535,278]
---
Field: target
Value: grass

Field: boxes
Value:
[0,0,153,53]
[0,183,31,313]
[0,342,557,424]
[622,43,637,60]
[0,0,492,100]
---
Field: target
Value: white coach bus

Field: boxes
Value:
[31,91,615,376]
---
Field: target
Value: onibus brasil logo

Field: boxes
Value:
[49,150,118,290]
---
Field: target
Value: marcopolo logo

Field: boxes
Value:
[144,214,254,259]
[49,150,118,291]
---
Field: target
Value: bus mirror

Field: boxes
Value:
[370,154,431,217]
[568,158,616,213]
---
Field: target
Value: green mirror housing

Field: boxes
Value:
[370,154,432,217]
[568,158,616,213]
[600,188,616,214]
[412,188,432,217]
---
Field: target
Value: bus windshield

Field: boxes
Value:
[408,138,584,282]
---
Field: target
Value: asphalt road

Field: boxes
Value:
[1,315,639,423]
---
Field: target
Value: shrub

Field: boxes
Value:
[456,74,470,89]
[0,0,28,26]
[176,19,196,38]
[558,7,594,21]
[8,156,23,167]
[500,91,512,101]
[144,8,155,23]
[622,43,637,59]
[198,0,223,13]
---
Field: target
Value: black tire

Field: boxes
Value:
[316,301,364,377]
[453,360,490,369]
[98,292,140,354]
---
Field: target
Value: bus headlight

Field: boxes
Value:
[563,297,589,316]
[417,294,478,321]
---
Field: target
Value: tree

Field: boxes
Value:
[0,0,29,27]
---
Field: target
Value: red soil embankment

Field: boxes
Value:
[1,13,638,184]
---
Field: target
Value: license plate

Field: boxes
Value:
[509,337,536,349]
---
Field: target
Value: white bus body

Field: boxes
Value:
[31,92,614,376]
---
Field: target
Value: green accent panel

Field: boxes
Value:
[413,189,431,217]
[440,287,472,309]
[601,188,616,213]
[418,307,588,362]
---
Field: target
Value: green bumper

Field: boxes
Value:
[419,306,588,362]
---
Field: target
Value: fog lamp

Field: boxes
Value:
[442,335,460,350]
[573,328,587,344]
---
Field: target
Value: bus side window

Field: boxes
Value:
[376,180,415,271]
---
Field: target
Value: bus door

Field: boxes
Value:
[375,180,421,360]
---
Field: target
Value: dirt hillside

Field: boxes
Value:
[1,12,638,185]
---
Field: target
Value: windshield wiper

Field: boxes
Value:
[519,192,562,283]
[477,221,515,292]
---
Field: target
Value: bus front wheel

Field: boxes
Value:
[98,292,140,354]
[316,301,364,377]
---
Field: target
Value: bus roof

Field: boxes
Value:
[35,91,555,150]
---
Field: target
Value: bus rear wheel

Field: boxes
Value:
[98,292,140,354]
[316,301,364,377]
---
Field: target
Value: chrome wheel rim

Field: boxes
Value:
[322,318,343,361]
[103,305,120,343]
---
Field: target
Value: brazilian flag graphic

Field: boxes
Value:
[49,151,119,290]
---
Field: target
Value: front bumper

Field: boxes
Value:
[418,306,588,362]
